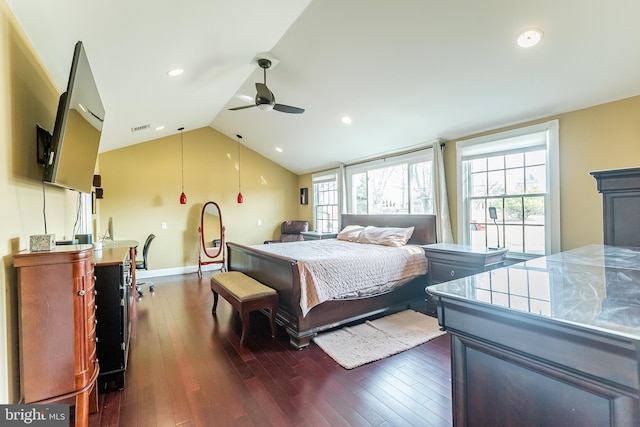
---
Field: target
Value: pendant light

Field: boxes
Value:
[178,127,187,204]
[236,134,243,204]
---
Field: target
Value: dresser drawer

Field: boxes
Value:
[429,260,481,284]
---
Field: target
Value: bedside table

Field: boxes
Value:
[301,231,338,240]
[423,243,508,314]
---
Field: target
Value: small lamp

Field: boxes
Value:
[489,207,500,248]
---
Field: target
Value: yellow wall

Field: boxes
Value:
[98,127,300,271]
[1,0,85,403]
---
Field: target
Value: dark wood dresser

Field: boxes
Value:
[14,245,99,427]
[591,166,640,247]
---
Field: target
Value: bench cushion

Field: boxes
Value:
[211,271,277,302]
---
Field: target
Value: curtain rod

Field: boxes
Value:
[344,140,446,168]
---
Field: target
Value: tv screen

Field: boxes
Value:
[43,41,104,193]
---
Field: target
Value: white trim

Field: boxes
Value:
[456,120,560,255]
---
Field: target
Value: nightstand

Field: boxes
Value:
[301,231,338,240]
[423,243,508,314]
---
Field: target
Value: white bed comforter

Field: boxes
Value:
[252,239,427,316]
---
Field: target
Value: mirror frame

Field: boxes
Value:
[199,201,224,259]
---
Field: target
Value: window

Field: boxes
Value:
[312,170,340,233]
[345,149,434,214]
[457,120,560,258]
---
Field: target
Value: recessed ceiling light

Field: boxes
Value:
[275,147,283,153]
[155,126,165,131]
[517,29,543,48]
[341,116,352,125]
[167,68,184,77]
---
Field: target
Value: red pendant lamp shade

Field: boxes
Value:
[178,127,187,204]
[237,134,243,204]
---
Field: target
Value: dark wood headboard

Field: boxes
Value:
[340,214,437,245]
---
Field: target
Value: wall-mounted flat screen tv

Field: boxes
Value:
[42,41,105,193]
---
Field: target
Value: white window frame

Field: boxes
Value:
[312,168,342,233]
[344,148,434,214]
[456,120,560,258]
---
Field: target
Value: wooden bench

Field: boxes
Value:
[210,271,279,346]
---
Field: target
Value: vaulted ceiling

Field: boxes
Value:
[7,0,640,174]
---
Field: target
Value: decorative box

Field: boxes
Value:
[29,234,56,252]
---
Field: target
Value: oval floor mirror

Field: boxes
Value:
[198,201,226,278]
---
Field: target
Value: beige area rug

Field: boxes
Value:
[312,310,446,369]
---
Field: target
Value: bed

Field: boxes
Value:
[226,214,437,348]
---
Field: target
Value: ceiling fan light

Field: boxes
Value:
[257,103,274,111]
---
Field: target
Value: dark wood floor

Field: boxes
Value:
[88,273,453,427]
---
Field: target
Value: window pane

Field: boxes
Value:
[526,150,546,166]
[410,162,432,213]
[471,158,487,172]
[504,224,523,252]
[352,173,367,214]
[487,155,504,171]
[367,164,408,214]
[471,172,487,197]
[471,199,486,223]
[526,165,546,194]
[505,153,524,168]
[524,225,545,255]
[504,198,523,223]
[524,196,545,223]
[487,170,504,196]
[505,167,524,195]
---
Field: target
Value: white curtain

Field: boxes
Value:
[433,142,454,243]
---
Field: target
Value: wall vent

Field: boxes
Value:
[131,124,150,132]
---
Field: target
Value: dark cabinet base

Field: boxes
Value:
[439,298,640,426]
[95,249,132,391]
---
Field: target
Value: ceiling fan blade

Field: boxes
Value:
[228,104,257,111]
[255,82,273,102]
[273,103,305,114]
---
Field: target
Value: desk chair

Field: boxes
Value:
[135,234,156,297]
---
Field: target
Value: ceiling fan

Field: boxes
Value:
[229,58,305,114]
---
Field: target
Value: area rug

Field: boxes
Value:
[312,310,446,369]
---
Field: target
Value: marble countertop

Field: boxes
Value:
[427,245,640,340]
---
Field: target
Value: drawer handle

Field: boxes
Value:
[450,270,455,277]
[77,290,85,296]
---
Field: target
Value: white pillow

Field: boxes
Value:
[357,226,415,247]
[336,225,365,242]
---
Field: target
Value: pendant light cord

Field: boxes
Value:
[237,134,242,192]
[179,127,185,191]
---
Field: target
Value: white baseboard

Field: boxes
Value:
[136,263,224,279]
